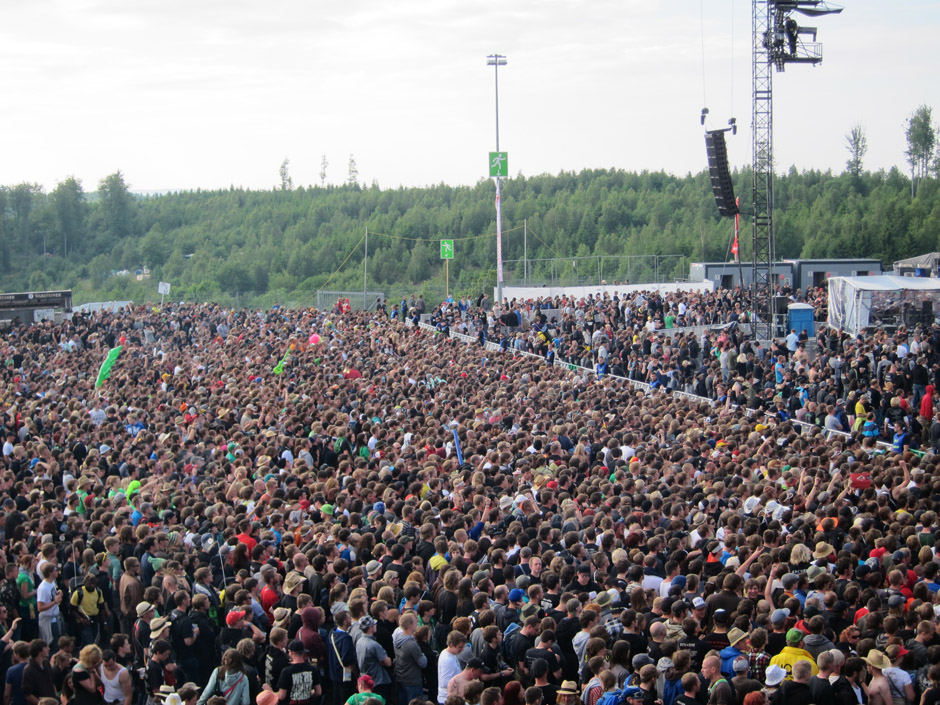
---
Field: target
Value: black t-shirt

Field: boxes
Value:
[72,666,105,705]
[276,662,319,705]
[508,631,535,668]
[170,609,196,661]
[265,648,290,689]
[147,659,166,694]
[480,644,501,675]
[133,620,152,666]
[524,646,562,681]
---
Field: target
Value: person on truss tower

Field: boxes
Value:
[786,17,799,55]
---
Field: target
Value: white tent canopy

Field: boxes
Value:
[828,275,940,335]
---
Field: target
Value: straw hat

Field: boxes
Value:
[150,617,170,638]
[283,573,305,594]
[864,650,891,670]
[558,681,579,696]
[813,542,835,560]
[272,607,292,629]
[728,627,748,647]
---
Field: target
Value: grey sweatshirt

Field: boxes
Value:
[394,630,428,686]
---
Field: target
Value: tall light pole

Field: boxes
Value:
[487,53,507,307]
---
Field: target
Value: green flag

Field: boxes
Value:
[95,345,123,389]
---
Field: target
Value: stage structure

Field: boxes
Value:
[828,275,940,336]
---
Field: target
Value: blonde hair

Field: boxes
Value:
[79,644,102,669]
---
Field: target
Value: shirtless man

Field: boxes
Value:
[863,650,893,705]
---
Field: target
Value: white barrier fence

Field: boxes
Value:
[417,320,894,451]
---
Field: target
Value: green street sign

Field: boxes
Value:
[440,239,454,260]
[489,152,508,177]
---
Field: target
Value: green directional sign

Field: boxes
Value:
[489,152,508,177]
[440,239,454,260]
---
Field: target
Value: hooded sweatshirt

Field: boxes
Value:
[801,633,835,660]
[197,668,249,705]
[298,607,326,667]
[921,385,935,419]
[719,645,745,678]
[393,630,427,687]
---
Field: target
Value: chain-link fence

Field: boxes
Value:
[315,290,386,311]
[500,254,688,288]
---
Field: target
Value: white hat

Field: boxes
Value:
[765,665,786,687]
[743,497,762,515]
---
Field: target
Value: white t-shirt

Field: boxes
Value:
[36,579,59,619]
[438,651,462,704]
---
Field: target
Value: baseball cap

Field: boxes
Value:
[786,628,804,644]
[358,615,377,630]
[692,597,706,610]
[509,588,526,603]
[632,654,655,669]
[467,657,485,670]
[770,608,790,625]
[288,639,305,654]
[226,609,247,626]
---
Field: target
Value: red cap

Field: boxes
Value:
[226,610,246,626]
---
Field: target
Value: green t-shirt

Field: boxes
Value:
[346,693,385,705]
[16,570,36,617]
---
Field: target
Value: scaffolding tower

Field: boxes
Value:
[751,0,841,339]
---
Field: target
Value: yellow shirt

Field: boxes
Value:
[70,585,104,617]
[768,646,818,680]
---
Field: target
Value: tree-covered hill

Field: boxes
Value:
[1,165,938,306]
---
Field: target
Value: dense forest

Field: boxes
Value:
[0,164,938,307]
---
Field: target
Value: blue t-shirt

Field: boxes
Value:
[6,661,27,705]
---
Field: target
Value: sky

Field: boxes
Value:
[0,0,938,193]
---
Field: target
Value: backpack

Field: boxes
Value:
[502,622,523,665]
[596,689,630,705]
[334,437,345,454]
[662,677,683,705]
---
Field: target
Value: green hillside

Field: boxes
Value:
[1,166,938,307]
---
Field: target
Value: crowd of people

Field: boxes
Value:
[0,286,939,705]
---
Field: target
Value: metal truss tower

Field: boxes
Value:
[751,0,840,339]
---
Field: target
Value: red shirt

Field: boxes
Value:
[236,532,257,553]
[260,585,280,621]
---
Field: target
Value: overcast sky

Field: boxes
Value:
[1,0,937,193]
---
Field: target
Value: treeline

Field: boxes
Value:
[0,166,938,305]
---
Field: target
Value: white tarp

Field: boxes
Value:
[828,275,940,335]
[893,252,940,274]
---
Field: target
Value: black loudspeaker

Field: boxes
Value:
[774,295,789,315]
[705,131,739,218]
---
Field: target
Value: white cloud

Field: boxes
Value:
[0,0,936,191]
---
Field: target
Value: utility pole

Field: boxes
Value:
[487,53,507,307]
